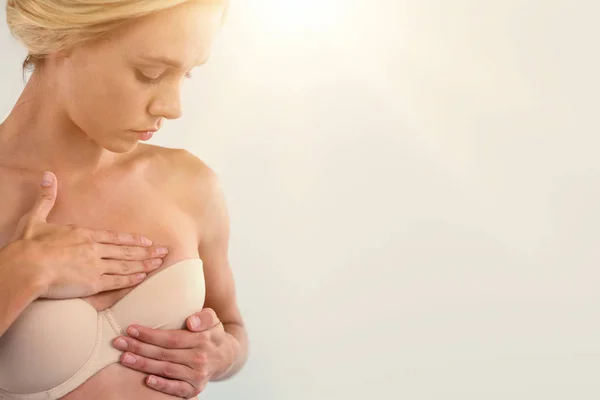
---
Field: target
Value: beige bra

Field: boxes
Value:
[0,258,205,400]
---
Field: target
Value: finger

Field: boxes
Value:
[125,325,200,349]
[113,335,206,370]
[102,258,163,275]
[30,171,58,222]
[118,352,200,389]
[185,308,221,332]
[99,273,147,292]
[87,229,154,247]
[146,375,204,399]
[98,244,168,260]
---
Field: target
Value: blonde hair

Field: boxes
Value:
[6,0,229,74]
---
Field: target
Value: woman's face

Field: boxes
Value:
[54,2,224,153]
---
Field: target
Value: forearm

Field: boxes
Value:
[0,241,45,338]
[211,322,248,381]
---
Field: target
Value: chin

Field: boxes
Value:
[81,127,139,154]
[97,137,140,154]
[109,141,139,154]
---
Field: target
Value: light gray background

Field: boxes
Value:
[2,0,600,399]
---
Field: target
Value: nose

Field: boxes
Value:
[148,86,183,120]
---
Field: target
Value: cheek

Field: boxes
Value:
[65,69,147,130]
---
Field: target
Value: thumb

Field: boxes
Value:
[30,171,58,222]
[186,313,203,331]
[186,308,219,332]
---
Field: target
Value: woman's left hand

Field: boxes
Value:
[112,308,238,398]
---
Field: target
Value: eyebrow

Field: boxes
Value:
[139,55,209,68]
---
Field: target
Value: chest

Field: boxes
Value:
[0,175,201,310]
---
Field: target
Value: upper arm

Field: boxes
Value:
[193,164,244,327]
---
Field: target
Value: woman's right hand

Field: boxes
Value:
[8,171,168,299]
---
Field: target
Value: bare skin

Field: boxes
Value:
[0,2,246,399]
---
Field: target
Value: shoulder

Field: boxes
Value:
[133,143,225,218]
[134,143,220,188]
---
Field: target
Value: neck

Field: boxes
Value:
[0,68,118,180]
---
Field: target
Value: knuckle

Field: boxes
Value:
[108,230,120,243]
[134,355,147,368]
[204,308,219,325]
[128,275,139,285]
[191,351,208,367]
[165,335,180,349]
[40,190,54,201]
[121,246,133,259]
[162,363,175,378]
[176,384,188,398]
[204,308,217,318]
[126,340,139,353]
[23,221,37,239]
[131,234,143,245]
[158,348,172,362]
[120,261,130,274]
[152,378,165,390]
[143,260,154,270]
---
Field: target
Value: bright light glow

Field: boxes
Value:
[256,0,341,36]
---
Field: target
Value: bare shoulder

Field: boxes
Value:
[133,143,224,216]
[135,143,217,182]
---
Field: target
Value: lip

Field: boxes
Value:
[131,129,157,141]
[132,129,159,133]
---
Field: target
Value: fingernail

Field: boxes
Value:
[136,273,147,280]
[152,258,163,266]
[141,237,152,246]
[156,247,168,255]
[127,327,139,337]
[123,353,136,365]
[41,171,53,187]
[114,338,128,350]
[147,376,157,386]
[190,316,201,329]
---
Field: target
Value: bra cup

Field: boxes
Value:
[0,259,205,400]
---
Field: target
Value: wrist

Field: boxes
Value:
[0,240,49,297]
[211,332,242,381]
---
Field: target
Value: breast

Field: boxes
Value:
[0,299,99,393]
[0,259,206,399]
[110,258,207,330]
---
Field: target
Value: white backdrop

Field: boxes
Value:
[2,1,600,399]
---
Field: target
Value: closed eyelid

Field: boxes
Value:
[139,67,166,77]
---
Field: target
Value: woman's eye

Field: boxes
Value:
[135,69,162,84]
[135,68,193,84]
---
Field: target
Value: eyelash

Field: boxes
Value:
[136,70,193,84]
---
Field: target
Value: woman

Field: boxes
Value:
[0,0,247,399]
